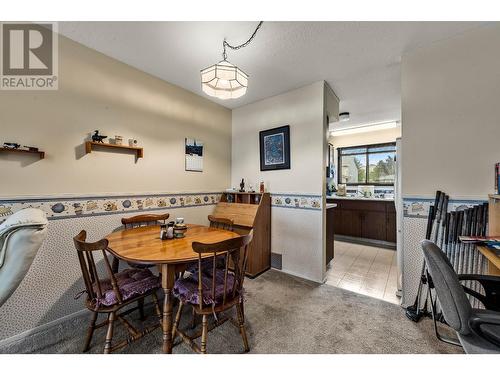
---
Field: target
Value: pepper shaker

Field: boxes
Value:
[160,224,167,240]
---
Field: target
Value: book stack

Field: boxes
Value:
[459,235,500,254]
[496,163,500,194]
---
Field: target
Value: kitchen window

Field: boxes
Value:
[338,142,396,185]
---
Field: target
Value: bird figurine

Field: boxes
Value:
[91,130,107,143]
[3,142,20,149]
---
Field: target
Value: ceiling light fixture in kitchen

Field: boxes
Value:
[201,22,263,100]
[331,121,399,136]
[339,112,350,122]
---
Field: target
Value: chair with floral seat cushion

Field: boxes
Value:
[186,216,234,276]
[93,268,161,307]
[73,230,162,354]
[116,213,170,270]
[111,213,169,317]
[172,231,253,354]
[111,213,170,272]
[184,215,235,329]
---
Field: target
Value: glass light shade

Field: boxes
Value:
[201,60,248,100]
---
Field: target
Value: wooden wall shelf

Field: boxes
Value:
[85,141,143,159]
[0,147,45,159]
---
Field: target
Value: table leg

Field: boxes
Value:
[161,264,175,354]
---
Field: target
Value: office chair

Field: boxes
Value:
[421,240,500,353]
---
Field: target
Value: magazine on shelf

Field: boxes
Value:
[459,235,500,244]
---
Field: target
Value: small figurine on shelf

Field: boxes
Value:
[248,184,255,193]
[3,142,20,149]
[259,181,265,193]
[113,135,123,145]
[239,178,245,192]
[91,130,107,143]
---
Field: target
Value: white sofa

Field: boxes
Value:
[0,208,48,307]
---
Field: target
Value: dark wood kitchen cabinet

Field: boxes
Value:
[337,208,362,237]
[328,198,396,244]
[386,204,397,243]
[326,206,335,265]
[363,210,387,240]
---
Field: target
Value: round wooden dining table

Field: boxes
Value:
[105,223,241,353]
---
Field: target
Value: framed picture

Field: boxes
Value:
[185,138,203,172]
[259,125,290,171]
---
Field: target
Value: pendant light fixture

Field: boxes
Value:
[201,22,263,100]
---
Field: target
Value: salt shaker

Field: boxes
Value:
[167,221,175,239]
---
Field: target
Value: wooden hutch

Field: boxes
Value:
[213,192,271,278]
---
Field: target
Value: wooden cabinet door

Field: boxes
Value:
[386,211,397,243]
[333,207,343,234]
[326,208,335,265]
[341,209,362,237]
[361,211,387,241]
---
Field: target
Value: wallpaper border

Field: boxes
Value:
[0,191,325,221]
[270,193,322,210]
[403,196,487,219]
[0,192,221,221]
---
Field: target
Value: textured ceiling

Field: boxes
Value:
[58,21,487,129]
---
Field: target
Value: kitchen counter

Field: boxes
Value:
[327,195,394,202]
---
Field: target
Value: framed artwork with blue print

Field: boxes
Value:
[259,125,290,171]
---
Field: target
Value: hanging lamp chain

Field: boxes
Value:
[222,21,263,60]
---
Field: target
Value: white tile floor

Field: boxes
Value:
[325,241,401,305]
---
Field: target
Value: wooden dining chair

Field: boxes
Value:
[121,213,170,229]
[185,215,236,327]
[111,213,170,273]
[208,215,233,231]
[206,216,234,269]
[73,230,162,354]
[186,215,234,274]
[172,231,253,354]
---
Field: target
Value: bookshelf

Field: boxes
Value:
[214,192,270,277]
[481,194,500,275]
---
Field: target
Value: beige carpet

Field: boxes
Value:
[0,269,462,354]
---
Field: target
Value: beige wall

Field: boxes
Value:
[0,34,232,198]
[231,81,326,194]
[0,34,232,342]
[401,24,500,199]
[231,82,336,282]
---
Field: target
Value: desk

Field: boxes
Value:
[105,224,241,353]
[477,245,500,276]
